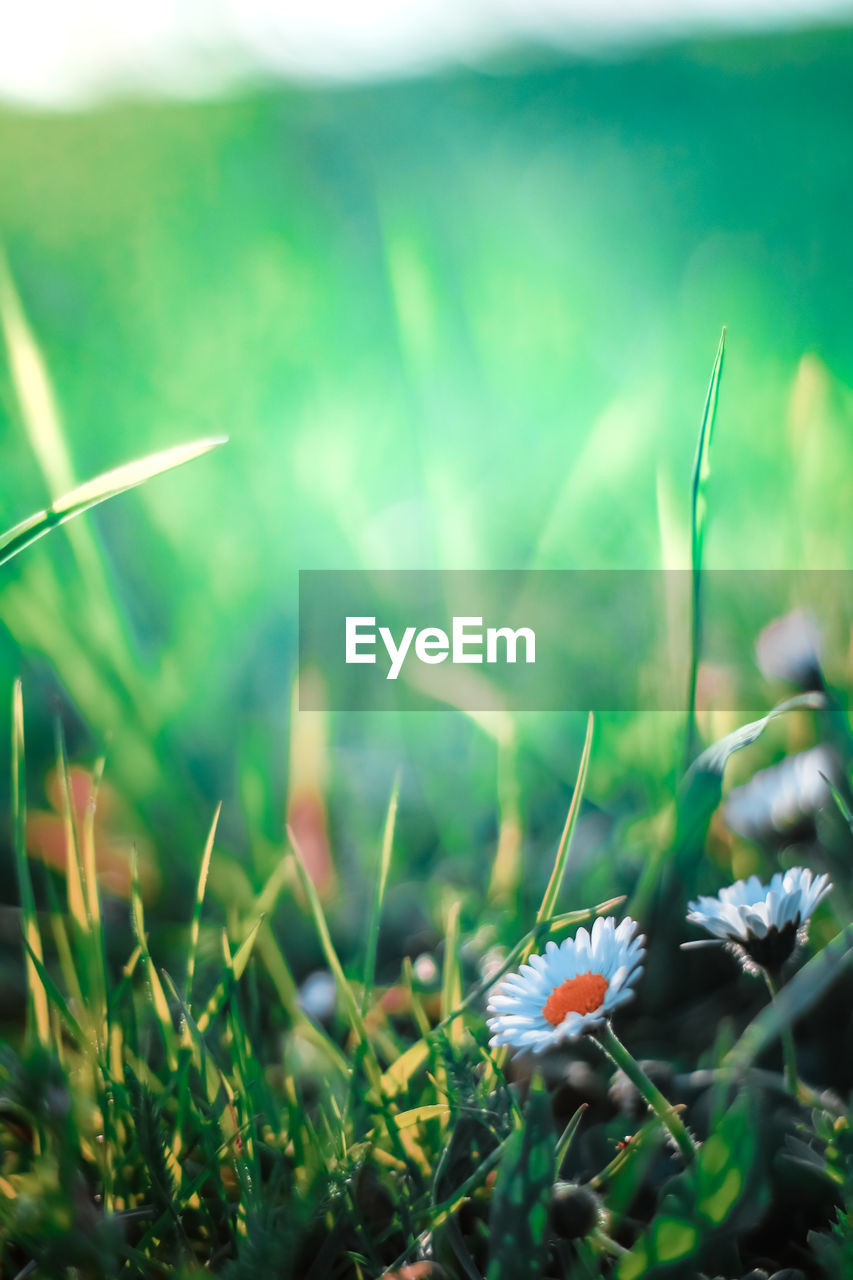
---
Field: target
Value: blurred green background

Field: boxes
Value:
[0,23,852,932]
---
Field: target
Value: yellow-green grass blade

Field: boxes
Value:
[288,825,383,1092]
[22,935,86,1046]
[53,730,109,1053]
[185,803,221,1006]
[194,917,263,1035]
[685,327,726,767]
[131,848,179,1072]
[487,725,523,907]
[0,436,227,570]
[441,898,464,1051]
[361,775,399,1011]
[82,756,106,933]
[535,711,594,929]
[53,728,90,939]
[11,680,50,1048]
[0,246,75,499]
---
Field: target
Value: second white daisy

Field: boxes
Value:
[487,916,645,1052]
[687,866,832,972]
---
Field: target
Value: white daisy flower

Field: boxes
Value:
[755,608,823,689]
[486,916,645,1052]
[686,866,832,972]
[724,746,835,843]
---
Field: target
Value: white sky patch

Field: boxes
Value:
[0,0,851,105]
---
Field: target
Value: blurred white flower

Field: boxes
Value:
[486,916,645,1052]
[755,609,823,688]
[412,952,439,985]
[724,745,835,842]
[297,969,337,1021]
[687,866,832,972]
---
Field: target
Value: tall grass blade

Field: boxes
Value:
[441,898,464,1050]
[193,917,263,1035]
[361,776,399,1012]
[685,326,726,768]
[0,248,75,499]
[288,825,381,1089]
[488,724,523,906]
[536,711,594,927]
[54,727,89,938]
[53,728,109,1053]
[186,803,221,1005]
[22,936,86,1045]
[130,849,179,1072]
[10,681,50,1048]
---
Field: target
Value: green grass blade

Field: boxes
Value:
[361,775,399,1012]
[11,680,50,1048]
[556,1103,587,1170]
[185,803,221,1005]
[0,247,75,499]
[130,849,179,1072]
[488,723,523,906]
[288,824,383,1092]
[685,326,726,767]
[441,898,464,1050]
[0,437,227,570]
[535,711,594,927]
[684,691,825,785]
[193,917,263,1035]
[22,935,86,1045]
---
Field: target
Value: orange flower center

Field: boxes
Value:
[542,971,609,1026]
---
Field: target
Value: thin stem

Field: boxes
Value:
[590,1228,629,1258]
[763,969,799,1096]
[596,1022,697,1165]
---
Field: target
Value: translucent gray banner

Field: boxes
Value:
[298,570,849,711]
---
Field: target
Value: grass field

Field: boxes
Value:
[1,20,853,1278]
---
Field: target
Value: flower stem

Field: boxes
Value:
[596,1022,697,1165]
[763,969,799,1097]
[590,1228,629,1258]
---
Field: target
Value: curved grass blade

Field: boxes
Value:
[685,327,726,768]
[678,691,826,846]
[361,775,399,1011]
[0,437,227,571]
[288,824,383,1092]
[535,711,594,928]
